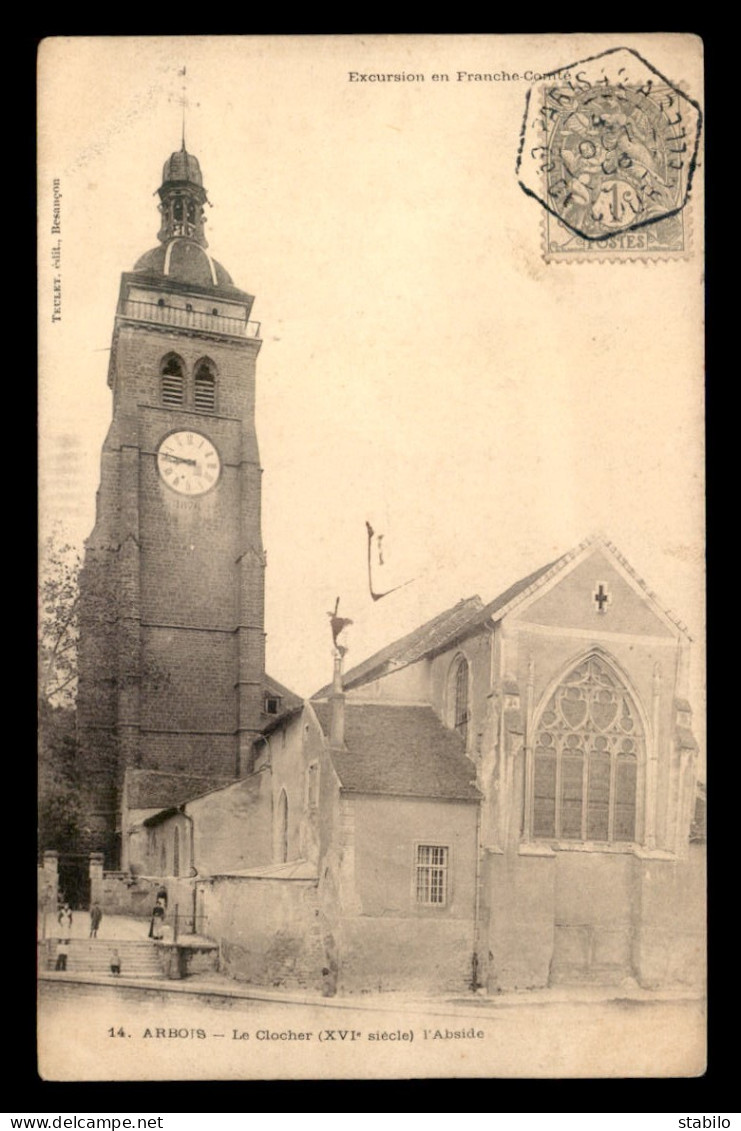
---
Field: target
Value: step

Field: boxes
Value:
[47,939,164,976]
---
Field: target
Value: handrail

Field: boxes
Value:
[122,299,260,339]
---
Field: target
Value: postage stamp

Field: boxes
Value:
[516,47,702,263]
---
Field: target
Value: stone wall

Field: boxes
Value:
[100,872,161,918]
[484,844,706,991]
[335,796,478,994]
[632,844,706,989]
[338,917,475,994]
[198,876,326,991]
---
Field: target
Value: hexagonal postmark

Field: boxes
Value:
[516,47,702,262]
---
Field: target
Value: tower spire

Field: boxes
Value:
[179,65,187,150]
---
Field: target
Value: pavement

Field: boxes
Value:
[38,967,704,1015]
[40,910,151,940]
[38,911,705,1015]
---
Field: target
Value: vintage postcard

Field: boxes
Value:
[37,34,706,1081]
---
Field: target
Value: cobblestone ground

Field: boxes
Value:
[38,980,706,1080]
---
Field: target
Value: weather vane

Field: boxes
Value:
[327,597,353,658]
[168,65,199,149]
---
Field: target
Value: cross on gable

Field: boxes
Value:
[593,581,611,614]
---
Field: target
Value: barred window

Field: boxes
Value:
[194,361,216,413]
[416,845,449,905]
[161,355,184,406]
[532,654,641,844]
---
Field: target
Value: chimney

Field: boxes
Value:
[329,652,345,750]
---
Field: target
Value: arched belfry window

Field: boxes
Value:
[449,655,470,743]
[532,654,642,844]
[194,360,216,413]
[161,355,184,406]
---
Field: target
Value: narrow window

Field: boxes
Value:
[416,845,449,905]
[173,827,180,878]
[194,361,216,413]
[450,656,470,742]
[307,762,320,809]
[276,790,289,864]
[161,356,184,406]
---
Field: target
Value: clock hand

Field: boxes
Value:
[160,453,197,466]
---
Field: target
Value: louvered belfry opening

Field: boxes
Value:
[194,361,216,412]
[161,355,184,406]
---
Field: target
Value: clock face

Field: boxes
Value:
[156,430,221,496]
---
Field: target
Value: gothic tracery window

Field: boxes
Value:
[532,654,641,843]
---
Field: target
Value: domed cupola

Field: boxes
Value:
[132,141,238,289]
[156,142,208,246]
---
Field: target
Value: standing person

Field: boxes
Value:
[54,938,69,971]
[110,948,121,976]
[89,901,103,938]
[57,901,72,933]
[156,885,168,908]
[148,898,165,940]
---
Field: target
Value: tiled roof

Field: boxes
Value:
[125,769,234,811]
[312,702,480,802]
[312,596,484,699]
[474,559,562,623]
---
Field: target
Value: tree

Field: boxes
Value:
[38,530,83,853]
[38,698,83,851]
[38,532,81,708]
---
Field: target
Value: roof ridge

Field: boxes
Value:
[311,594,484,699]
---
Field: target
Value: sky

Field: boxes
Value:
[37,35,705,742]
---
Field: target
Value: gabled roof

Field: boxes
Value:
[474,558,562,624]
[312,536,691,699]
[452,534,692,642]
[264,672,303,714]
[125,769,234,811]
[312,702,480,802]
[312,595,484,699]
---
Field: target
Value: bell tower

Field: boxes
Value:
[77,142,268,864]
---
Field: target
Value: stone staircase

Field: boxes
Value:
[49,939,164,978]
